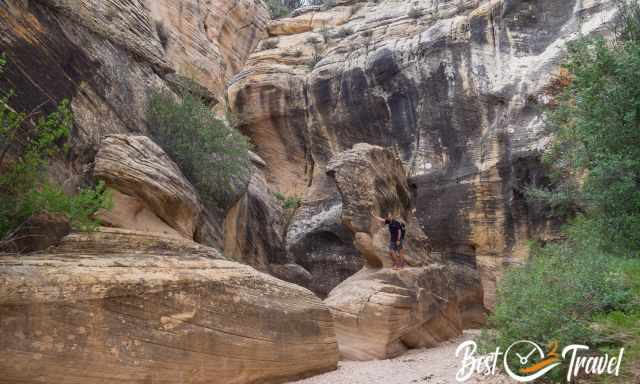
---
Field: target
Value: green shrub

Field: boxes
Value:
[0,55,110,238]
[480,241,639,382]
[146,88,252,206]
[485,243,632,350]
[527,1,640,255]
[274,192,301,210]
[483,5,640,381]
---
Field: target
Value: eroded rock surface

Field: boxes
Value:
[0,0,268,250]
[324,144,485,360]
[94,134,205,240]
[229,0,616,307]
[326,266,463,360]
[0,228,339,384]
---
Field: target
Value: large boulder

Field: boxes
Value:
[326,266,462,361]
[228,0,616,308]
[324,144,485,360]
[94,134,203,240]
[0,228,339,384]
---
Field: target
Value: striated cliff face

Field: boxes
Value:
[0,0,268,246]
[228,0,617,307]
[324,143,485,360]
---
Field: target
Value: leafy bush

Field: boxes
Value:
[146,88,252,206]
[274,192,302,210]
[485,240,633,351]
[483,3,640,382]
[527,1,640,255]
[0,55,110,238]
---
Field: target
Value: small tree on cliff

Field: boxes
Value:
[0,54,110,239]
[146,87,252,207]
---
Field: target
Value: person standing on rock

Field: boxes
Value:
[371,211,406,269]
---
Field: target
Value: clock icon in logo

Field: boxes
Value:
[504,340,562,382]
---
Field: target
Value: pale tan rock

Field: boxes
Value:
[324,144,485,360]
[326,143,432,269]
[97,189,184,239]
[0,228,339,384]
[228,0,616,310]
[325,266,462,361]
[94,135,202,240]
[267,6,353,36]
[146,0,269,100]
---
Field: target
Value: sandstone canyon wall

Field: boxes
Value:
[228,0,617,307]
[0,1,622,381]
[0,0,269,246]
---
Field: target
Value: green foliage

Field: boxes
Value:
[527,1,640,255]
[483,240,634,351]
[146,88,252,207]
[483,3,640,381]
[274,191,301,210]
[0,57,110,238]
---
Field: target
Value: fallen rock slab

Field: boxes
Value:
[0,228,339,384]
[325,266,462,361]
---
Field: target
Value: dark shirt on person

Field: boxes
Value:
[385,219,404,242]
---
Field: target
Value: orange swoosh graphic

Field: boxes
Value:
[520,341,561,375]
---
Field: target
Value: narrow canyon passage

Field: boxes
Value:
[287,332,508,384]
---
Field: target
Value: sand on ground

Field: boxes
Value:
[287,331,510,384]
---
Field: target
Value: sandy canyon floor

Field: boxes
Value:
[287,332,510,384]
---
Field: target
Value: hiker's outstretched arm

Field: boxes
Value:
[370,211,385,223]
